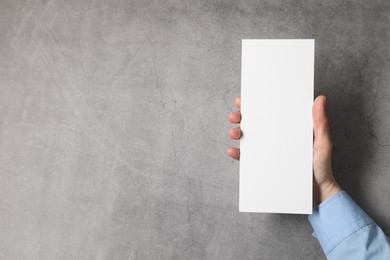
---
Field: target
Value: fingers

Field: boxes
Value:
[227,147,240,160]
[312,95,329,135]
[312,95,332,149]
[228,111,241,124]
[228,96,241,123]
[229,127,241,140]
[227,96,241,160]
[234,96,241,109]
[313,95,328,125]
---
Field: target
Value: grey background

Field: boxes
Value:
[0,0,389,259]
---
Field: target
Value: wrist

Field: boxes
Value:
[318,179,342,204]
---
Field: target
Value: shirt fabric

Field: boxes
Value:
[308,191,390,259]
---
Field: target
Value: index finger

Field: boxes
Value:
[234,96,241,109]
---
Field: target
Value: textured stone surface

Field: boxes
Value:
[0,0,389,259]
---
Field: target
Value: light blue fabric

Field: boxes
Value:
[308,191,390,259]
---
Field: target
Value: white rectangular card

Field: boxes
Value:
[239,39,314,214]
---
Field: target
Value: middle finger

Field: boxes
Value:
[228,110,241,124]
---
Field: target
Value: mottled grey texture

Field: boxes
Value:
[0,0,389,259]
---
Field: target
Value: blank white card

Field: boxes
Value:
[239,39,314,214]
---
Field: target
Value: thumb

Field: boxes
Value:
[312,95,332,149]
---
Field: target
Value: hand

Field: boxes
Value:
[227,95,341,206]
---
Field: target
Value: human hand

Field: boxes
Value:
[227,95,341,207]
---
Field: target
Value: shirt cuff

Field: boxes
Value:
[308,190,374,255]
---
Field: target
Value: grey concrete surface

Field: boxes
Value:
[0,0,389,259]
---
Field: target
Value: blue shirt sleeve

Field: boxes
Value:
[308,191,390,259]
